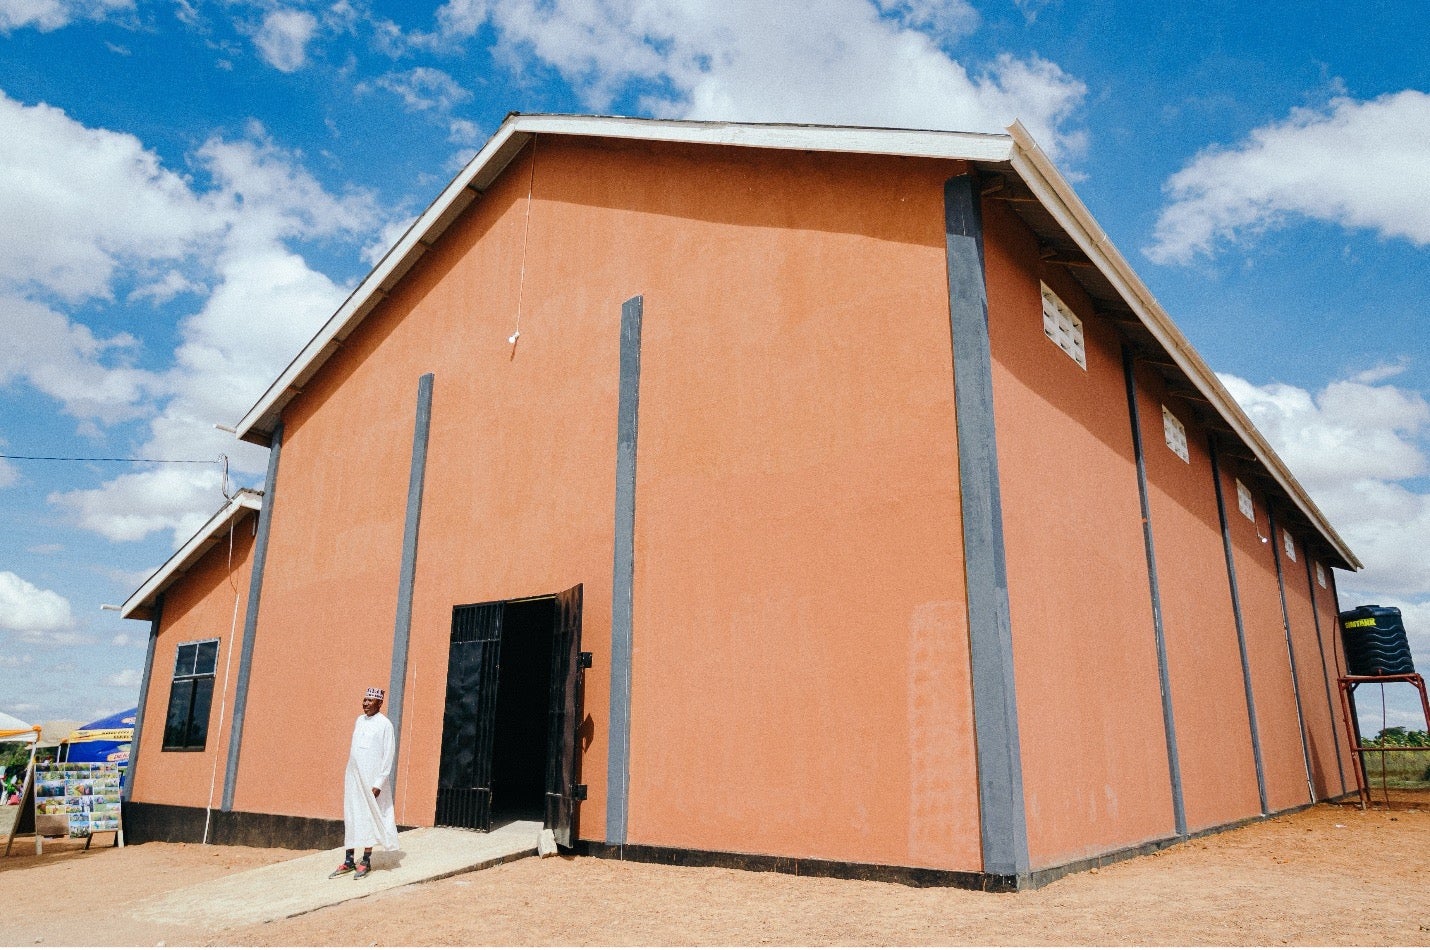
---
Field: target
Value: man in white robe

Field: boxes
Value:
[330,687,400,880]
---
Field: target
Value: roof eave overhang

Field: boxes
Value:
[119,490,263,621]
[1005,121,1361,571]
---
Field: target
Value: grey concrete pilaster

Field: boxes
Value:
[388,373,435,780]
[222,422,283,812]
[1208,438,1268,814]
[122,594,164,804]
[1268,505,1316,803]
[607,295,642,845]
[944,174,1029,880]
[1121,347,1186,836]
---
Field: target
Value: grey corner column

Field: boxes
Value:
[1208,437,1268,815]
[122,593,165,804]
[1120,346,1186,837]
[607,294,643,846]
[221,421,284,812]
[944,174,1030,882]
[1268,505,1316,803]
[388,373,435,780]
[1304,554,1348,796]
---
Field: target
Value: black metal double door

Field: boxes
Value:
[435,585,585,847]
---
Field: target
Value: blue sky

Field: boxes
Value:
[1,0,1428,734]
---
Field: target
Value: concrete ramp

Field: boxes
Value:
[131,820,542,930]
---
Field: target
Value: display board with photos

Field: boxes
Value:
[33,762,123,841]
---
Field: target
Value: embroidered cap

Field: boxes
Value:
[365,687,385,700]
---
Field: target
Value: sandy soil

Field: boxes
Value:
[2,794,1427,946]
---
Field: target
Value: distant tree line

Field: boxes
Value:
[1363,727,1430,747]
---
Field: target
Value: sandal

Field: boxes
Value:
[328,862,356,879]
[353,861,372,880]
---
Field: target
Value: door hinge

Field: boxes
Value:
[579,651,593,669]
[571,784,588,801]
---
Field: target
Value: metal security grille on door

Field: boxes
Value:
[435,603,502,830]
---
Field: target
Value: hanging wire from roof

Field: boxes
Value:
[0,454,221,463]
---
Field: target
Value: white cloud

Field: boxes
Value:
[0,295,158,425]
[56,444,234,545]
[368,66,472,114]
[0,455,16,489]
[0,570,75,633]
[1220,372,1430,602]
[361,214,417,267]
[0,652,32,668]
[0,91,216,303]
[101,668,141,687]
[46,132,374,543]
[434,0,487,42]
[253,7,319,72]
[0,0,132,33]
[874,0,979,41]
[128,269,206,306]
[1148,90,1430,263]
[405,0,1086,161]
[0,94,380,545]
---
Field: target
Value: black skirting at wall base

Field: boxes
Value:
[125,801,362,850]
[574,840,1017,892]
[574,794,1360,893]
[1018,794,1358,890]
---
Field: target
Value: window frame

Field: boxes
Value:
[1040,283,1087,370]
[161,638,220,752]
[1161,405,1190,463]
[1236,479,1255,521]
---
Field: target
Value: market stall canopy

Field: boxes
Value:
[63,708,136,765]
[0,711,39,744]
[37,720,82,748]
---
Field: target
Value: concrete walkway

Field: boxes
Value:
[131,820,543,931]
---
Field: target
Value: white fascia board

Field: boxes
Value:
[510,113,1014,162]
[1006,121,1360,570]
[119,490,263,621]
[232,114,1013,443]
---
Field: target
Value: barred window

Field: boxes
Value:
[163,639,219,751]
[1162,406,1189,463]
[1236,480,1254,521]
[1041,284,1086,369]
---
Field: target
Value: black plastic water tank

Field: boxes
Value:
[1339,605,1416,676]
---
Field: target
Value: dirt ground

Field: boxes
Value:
[2,794,1427,947]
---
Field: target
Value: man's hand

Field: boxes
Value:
[372,787,381,798]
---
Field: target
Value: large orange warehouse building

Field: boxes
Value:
[119,115,1360,890]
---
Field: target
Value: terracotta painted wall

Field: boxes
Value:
[1217,464,1315,812]
[225,137,984,872]
[1133,370,1261,830]
[228,147,550,821]
[615,146,980,871]
[983,200,1176,869]
[131,516,256,808]
[1278,525,1349,799]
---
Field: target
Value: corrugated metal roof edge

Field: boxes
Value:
[119,488,263,621]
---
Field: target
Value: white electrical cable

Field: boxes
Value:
[202,517,243,844]
[509,136,538,349]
